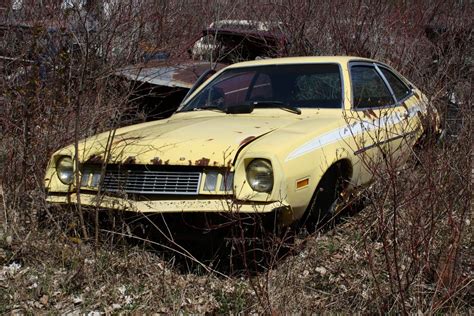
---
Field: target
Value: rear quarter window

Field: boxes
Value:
[380,67,411,102]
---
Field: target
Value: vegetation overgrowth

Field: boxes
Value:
[0,0,472,313]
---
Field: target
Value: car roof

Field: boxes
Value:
[226,56,376,68]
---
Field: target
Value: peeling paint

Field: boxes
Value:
[86,154,103,164]
[118,62,227,89]
[195,157,210,166]
[123,156,136,164]
[368,109,377,118]
[362,109,378,119]
[112,136,142,145]
[151,157,163,165]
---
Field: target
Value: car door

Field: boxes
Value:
[347,62,399,183]
[375,65,422,164]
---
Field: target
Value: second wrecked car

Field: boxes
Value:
[118,20,287,120]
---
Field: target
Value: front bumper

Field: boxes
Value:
[46,192,290,216]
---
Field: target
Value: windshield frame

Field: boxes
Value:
[177,62,344,113]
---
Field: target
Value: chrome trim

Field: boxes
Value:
[374,63,397,103]
[102,170,202,195]
[348,61,414,111]
[180,62,345,111]
[376,64,413,104]
[354,130,418,155]
[338,62,345,110]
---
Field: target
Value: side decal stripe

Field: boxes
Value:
[285,106,421,161]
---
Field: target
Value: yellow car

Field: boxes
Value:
[45,56,433,229]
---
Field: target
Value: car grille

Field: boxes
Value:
[102,170,202,195]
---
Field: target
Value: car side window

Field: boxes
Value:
[379,67,411,102]
[351,65,394,109]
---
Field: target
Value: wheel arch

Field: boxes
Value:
[300,158,354,224]
[327,158,353,187]
[297,158,354,231]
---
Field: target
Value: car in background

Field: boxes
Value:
[191,19,284,61]
[118,19,287,121]
[45,56,438,233]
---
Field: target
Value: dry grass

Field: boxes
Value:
[0,197,471,314]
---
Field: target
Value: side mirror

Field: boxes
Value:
[181,68,216,105]
[226,102,254,114]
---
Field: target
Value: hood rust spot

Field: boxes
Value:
[113,136,142,145]
[123,156,136,164]
[206,138,214,141]
[368,109,377,118]
[86,154,103,164]
[195,157,210,166]
[239,136,256,147]
[151,157,162,165]
[363,109,378,119]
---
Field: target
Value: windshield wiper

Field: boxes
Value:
[193,105,227,113]
[196,103,254,114]
[191,101,301,115]
[251,100,301,115]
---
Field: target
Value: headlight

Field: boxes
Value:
[246,159,273,193]
[56,156,74,185]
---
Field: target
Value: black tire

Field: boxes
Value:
[301,164,347,232]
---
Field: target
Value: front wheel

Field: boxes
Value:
[300,163,349,233]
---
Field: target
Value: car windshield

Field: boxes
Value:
[180,63,342,113]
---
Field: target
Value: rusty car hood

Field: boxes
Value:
[72,111,301,167]
[117,27,285,88]
[117,60,226,89]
